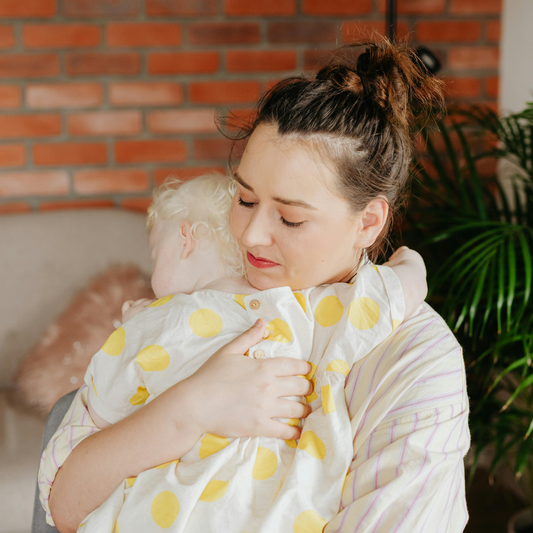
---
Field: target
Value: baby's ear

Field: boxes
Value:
[179,220,195,259]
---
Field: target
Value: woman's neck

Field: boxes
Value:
[202,276,260,294]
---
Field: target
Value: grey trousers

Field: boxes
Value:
[32,390,77,533]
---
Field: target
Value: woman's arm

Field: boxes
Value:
[326,305,469,532]
[47,320,313,533]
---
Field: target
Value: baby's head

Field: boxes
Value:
[146,173,246,298]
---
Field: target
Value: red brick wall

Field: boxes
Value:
[0,0,501,214]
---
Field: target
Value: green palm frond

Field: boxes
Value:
[405,103,533,494]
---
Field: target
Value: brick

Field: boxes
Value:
[0,26,15,48]
[417,21,481,42]
[23,24,100,48]
[33,142,107,165]
[115,140,187,163]
[303,50,334,72]
[68,110,141,136]
[40,199,114,211]
[0,0,55,17]
[342,21,384,42]
[0,202,32,214]
[268,22,336,43]
[450,0,501,14]
[149,52,219,75]
[487,20,501,41]
[27,83,102,109]
[448,47,499,70]
[0,145,25,167]
[0,114,60,138]
[189,23,259,45]
[264,79,283,93]
[225,0,295,15]
[121,197,152,212]
[342,21,410,43]
[110,82,183,107]
[227,50,296,73]
[189,81,260,104]
[107,23,181,47]
[378,0,444,14]
[148,109,217,134]
[303,0,371,15]
[74,169,149,194]
[303,47,361,71]
[194,138,233,160]
[66,52,140,75]
[486,76,499,98]
[146,0,217,16]
[443,77,481,98]
[64,0,137,18]
[154,165,225,185]
[0,171,68,197]
[0,54,58,78]
[0,85,21,108]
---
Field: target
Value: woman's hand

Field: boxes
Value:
[121,298,156,323]
[179,318,313,440]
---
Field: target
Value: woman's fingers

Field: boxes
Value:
[264,356,312,378]
[274,376,313,398]
[274,398,312,420]
[221,318,267,355]
[121,300,134,314]
[264,419,302,440]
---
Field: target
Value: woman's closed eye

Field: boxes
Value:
[237,196,305,228]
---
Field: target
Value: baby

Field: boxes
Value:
[81,173,426,533]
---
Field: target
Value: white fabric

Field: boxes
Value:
[38,268,470,532]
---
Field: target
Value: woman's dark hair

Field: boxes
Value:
[223,40,445,261]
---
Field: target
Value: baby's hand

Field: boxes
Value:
[121,298,156,324]
[383,246,427,319]
[384,246,426,276]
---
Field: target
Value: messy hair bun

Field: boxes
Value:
[317,41,443,129]
[228,39,445,262]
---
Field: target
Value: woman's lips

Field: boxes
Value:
[247,251,279,269]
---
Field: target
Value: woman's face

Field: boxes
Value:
[230,123,370,291]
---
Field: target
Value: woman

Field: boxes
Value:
[43,41,469,533]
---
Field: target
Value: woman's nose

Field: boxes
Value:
[240,208,273,248]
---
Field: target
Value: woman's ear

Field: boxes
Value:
[179,220,195,259]
[357,198,389,248]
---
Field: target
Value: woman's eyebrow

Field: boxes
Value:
[233,171,254,192]
[233,171,318,211]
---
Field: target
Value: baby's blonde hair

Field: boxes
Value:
[147,173,246,279]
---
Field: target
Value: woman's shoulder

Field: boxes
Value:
[346,302,465,417]
[402,302,461,348]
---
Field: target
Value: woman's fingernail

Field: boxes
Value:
[254,319,262,327]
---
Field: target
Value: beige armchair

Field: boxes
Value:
[0,209,152,533]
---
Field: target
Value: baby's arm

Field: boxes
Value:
[88,397,111,429]
[383,246,427,318]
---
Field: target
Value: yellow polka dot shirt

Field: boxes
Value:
[64,264,402,532]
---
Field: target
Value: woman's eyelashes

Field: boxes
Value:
[237,195,304,228]
[237,196,255,209]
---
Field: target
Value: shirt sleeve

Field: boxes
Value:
[327,304,470,533]
[38,384,99,527]
[85,307,162,425]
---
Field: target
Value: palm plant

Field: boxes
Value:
[403,103,533,509]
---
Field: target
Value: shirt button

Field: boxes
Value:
[262,328,271,340]
[250,299,260,310]
[254,350,265,359]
